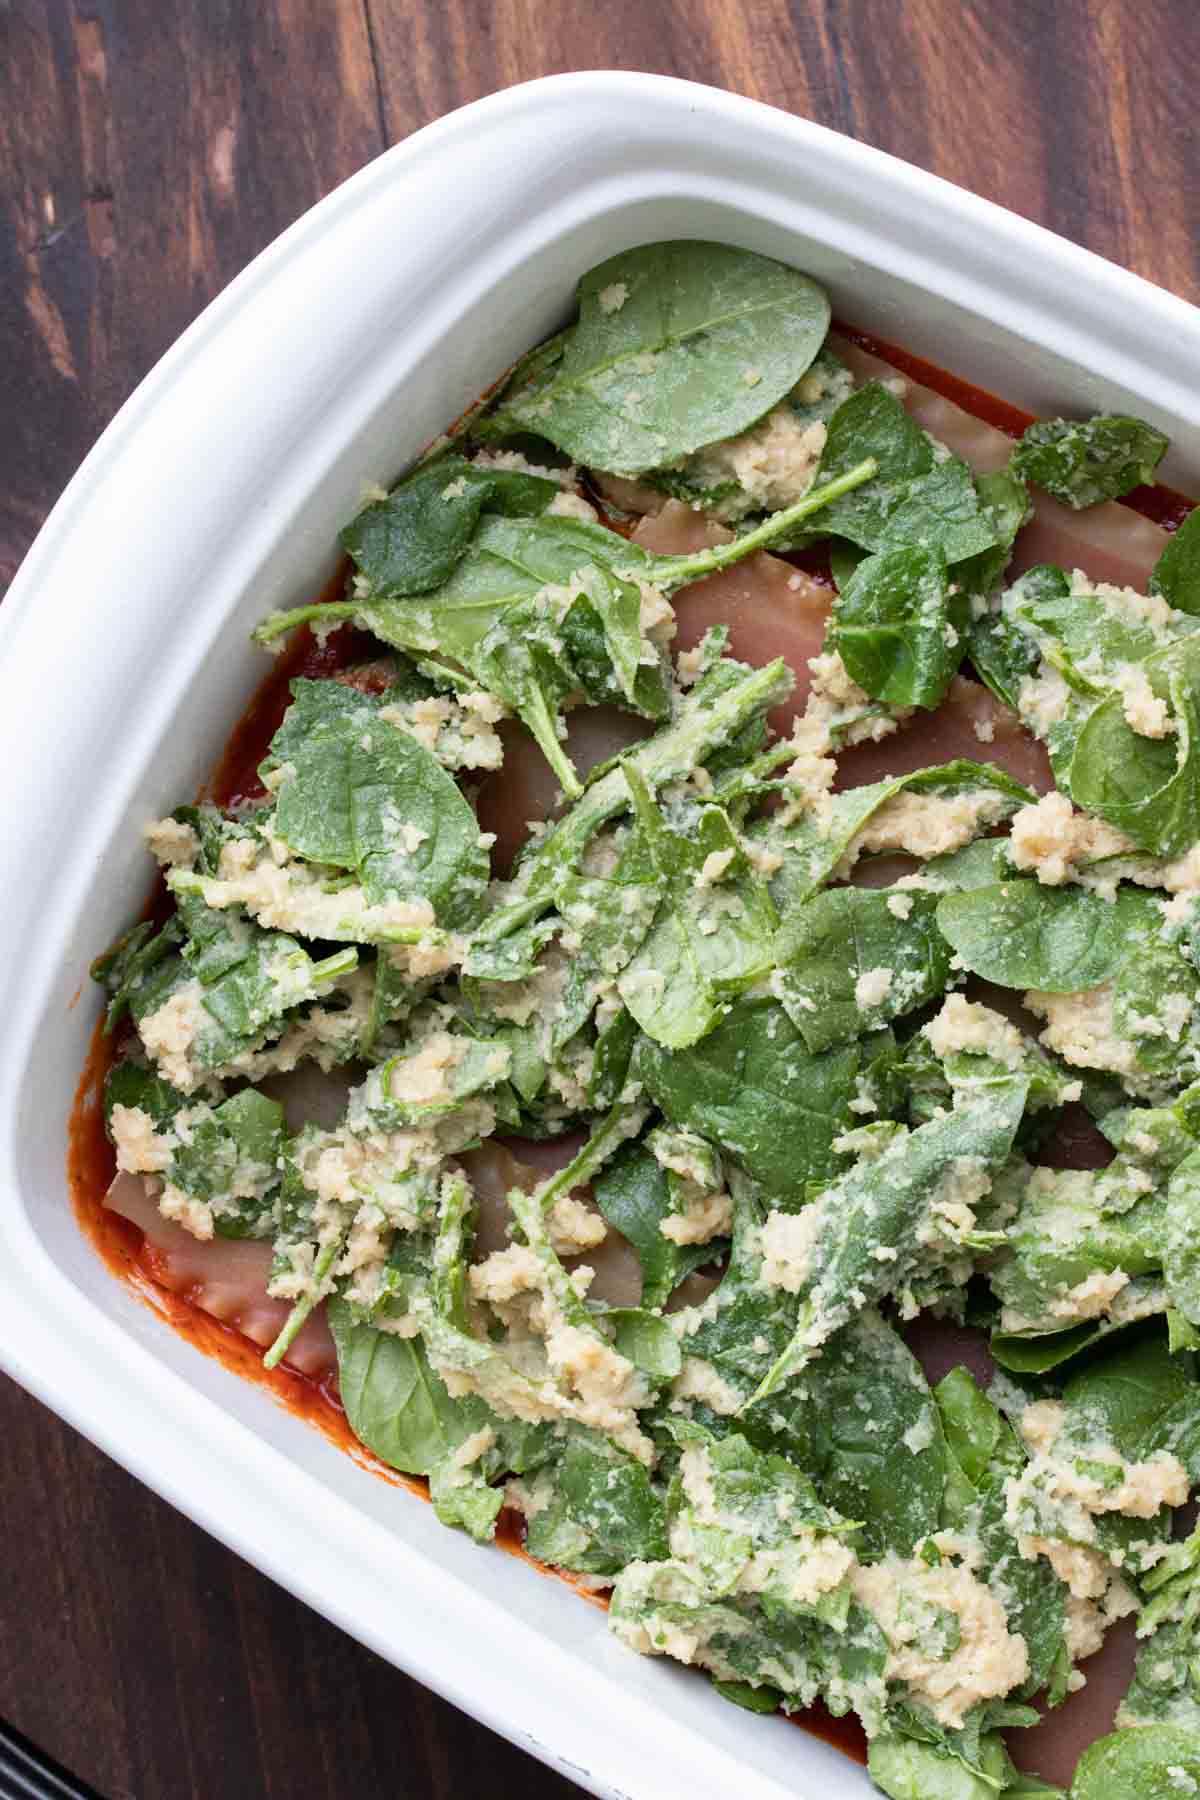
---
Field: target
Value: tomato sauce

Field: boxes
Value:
[68,330,1195,1773]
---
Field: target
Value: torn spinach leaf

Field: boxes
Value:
[524,1434,669,1575]
[1150,504,1200,616]
[615,769,776,1049]
[593,1141,722,1310]
[257,468,873,796]
[813,382,1001,564]
[742,1310,947,1560]
[935,881,1155,993]
[830,543,960,708]
[1071,1725,1200,1798]
[632,998,872,1205]
[104,1061,284,1238]
[480,241,831,474]
[1011,414,1168,509]
[752,1078,1029,1401]
[773,886,952,1051]
[339,453,558,597]
[266,681,491,930]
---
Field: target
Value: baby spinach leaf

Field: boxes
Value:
[1166,1145,1200,1328]
[606,1309,683,1384]
[328,1295,490,1476]
[744,1311,947,1559]
[773,887,952,1051]
[1066,637,1200,857]
[1063,1334,1200,1480]
[1011,415,1168,510]
[92,917,183,1032]
[1150,505,1200,615]
[816,382,1000,564]
[831,543,959,708]
[757,759,1032,917]
[259,467,873,794]
[339,453,557,597]
[525,1434,669,1574]
[485,241,831,474]
[868,1733,1032,1800]
[676,1172,810,1404]
[269,688,490,930]
[593,1142,718,1309]
[105,1063,286,1237]
[466,656,794,967]
[954,467,1030,601]
[632,998,867,1205]
[752,1079,1029,1400]
[935,881,1153,993]
[427,1455,505,1543]
[1070,1725,1200,1798]
[616,770,776,1049]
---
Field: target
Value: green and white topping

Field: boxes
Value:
[95,240,1200,1799]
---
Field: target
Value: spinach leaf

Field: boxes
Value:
[742,1310,947,1559]
[1150,505,1200,615]
[616,769,776,1049]
[755,759,1032,916]
[632,998,868,1205]
[831,543,960,708]
[1070,1726,1200,1798]
[773,887,952,1051]
[868,1733,1052,1800]
[934,881,1154,993]
[816,383,1000,564]
[92,917,183,1032]
[524,1434,669,1574]
[268,684,490,929]
[466,656,795,968]
[1011,415,1168,509]
[257,468,874,795]
[673,1172,811,1405]
[954,467,1031,601]
[1066,636,1200,857]
[339,453,558,596]
[593,1142,718,1309]
[751,1079,1029,1400]
[329,1296,491,1475]
[104,1061,285,1237]
[1062,1335,1200,1482]
[1166,1145,1200,1329]
[484,241,831,474]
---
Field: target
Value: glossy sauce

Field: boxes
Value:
[68,333,1196,1777]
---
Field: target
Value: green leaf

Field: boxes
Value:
[773,887,952,1051]
[1012,415,1168,509]
[743,1311,947,1559]
[1070,1726,1200,1798]
[467,657,794,967]
[269,683,490,928]
[817,382,1001,564]
[1065,637,1200,858]
[1166,1146,1200,1327]
[525,1435,669,1574]
[328,1296,490,1476]
[606,1309,684,1384]
[632,998,867,1205]
[751,1080,1029,1400]
[616,770,776,1049]
[91,917,183,1033]
[1150,505,1200,615]
[489,241,831,474]
[593,1143,717,1309]
[934,881,1154,992]
[339,454,557,596]
[832,543,960,708]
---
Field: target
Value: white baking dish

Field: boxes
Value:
[4,72,1200,1800]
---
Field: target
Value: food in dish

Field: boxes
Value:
[83,240,1200,1797]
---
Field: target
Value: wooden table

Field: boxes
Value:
[2,3,1199,1794]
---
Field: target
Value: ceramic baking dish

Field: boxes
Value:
[4,72,1200,1800]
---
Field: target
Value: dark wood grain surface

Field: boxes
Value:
[3,4,1200,1795]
